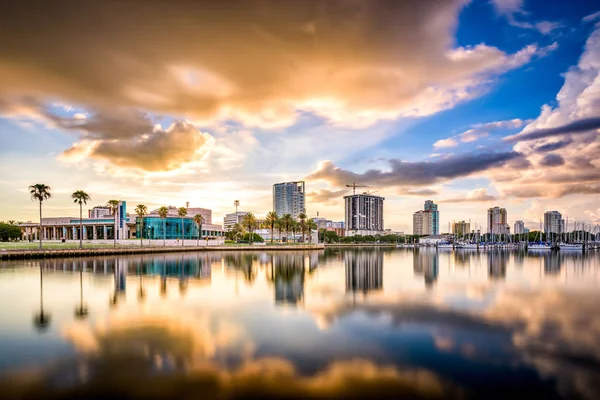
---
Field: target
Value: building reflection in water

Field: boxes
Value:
[413,248,439,289]
[345,249,383,294]
[271,253,305,306]
[544,252,562,275]
[488,250,507,280]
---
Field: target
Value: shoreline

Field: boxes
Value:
[0,244,325,260]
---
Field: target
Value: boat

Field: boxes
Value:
[558,243,584,251]
[528,243,552,251]
[437,242,453,249]
[458,242,478,249]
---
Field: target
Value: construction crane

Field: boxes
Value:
[346,182,370,195]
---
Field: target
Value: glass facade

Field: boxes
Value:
[136,217,223,239]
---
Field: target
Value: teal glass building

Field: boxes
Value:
[136,217,223,239]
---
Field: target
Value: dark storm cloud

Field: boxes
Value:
[533,138,573,152]
[539,154,565,167]
[505,117,600,142]
[308,151,521,188]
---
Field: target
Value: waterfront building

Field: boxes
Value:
[424,200,439,235]
[487,206,509,235]
[544,211,564,236]
[313,217,345,236]
[143,205,223,239]
[224,211,247,229]
[413,210,433,235]
[273,181,305,219]
[452,221,470,237]
[419,234,453,245]
[344,193,384,236]
[514,220,526,235]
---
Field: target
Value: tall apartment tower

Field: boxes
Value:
[452,221,470,237]
[344,193,384,236]
[514,220,526,235]
[487,207,509,235]
[424,200,439,235]
[273,181,305,219]
[413,210,433,235]
[544,211,564,236]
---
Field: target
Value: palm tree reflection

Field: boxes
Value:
[33,264,51,332]
[74,268,89,319]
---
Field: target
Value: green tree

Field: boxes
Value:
[275,218,284,243]
[178,207,187,245]
[29,184,52,250]
[71,190,91,249]
[242,213,258,244]
[281,214,293,243]
[298,213,307,242]
[0,222,21,242]
[193,214,204,246]
[135,204,148,247]
[226,222,244,242]
[324,230,340,244]
[307,218,318,243]
[291,220,299,243]
[157,206,169,246]
[106,199,120,247]
[265,211,278,243]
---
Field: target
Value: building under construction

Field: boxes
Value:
[344,193,385,236]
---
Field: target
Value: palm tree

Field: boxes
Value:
[291,220,298,243]
[298,213,307,242]
[307,218,318,244]
[71,190,91,249]
[265,211,278,244]
[135,204,148,247]
[157,206,169,246]
[29,184,52,250]
[281,214,293,243]
[242,213,257,243]
[106,199,120,247]
[275,218,284,243]
[193,214,205,246]
[178,207,187,246]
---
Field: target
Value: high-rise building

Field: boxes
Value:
[273,181,305,219]
[487,207,509,235]
[424,200,439,235]
[413,210,433,235]
[452,221,470,237]
[89,206,112,219]
[514,220,526,235]
[224,211,247,229]
[544,211,564,236]
[344,193,384,236]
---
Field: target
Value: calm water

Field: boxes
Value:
[1,248,599,399]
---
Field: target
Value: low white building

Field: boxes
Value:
[419,234,453,245]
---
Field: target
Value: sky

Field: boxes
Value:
[0,0,599,233]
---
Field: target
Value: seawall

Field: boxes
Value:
[0,244,325,260]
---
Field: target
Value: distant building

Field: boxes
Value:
[89,206,112,219]
[487,207,509,235]
[544,211,564,236]
[419,234,453,245]
[344,193,384,236]
[514,220,526,235]
[413,210,433,235]
[273,181,306,219]
[424,200,439,235]
[224,211,247,229]
[452,221,470,237]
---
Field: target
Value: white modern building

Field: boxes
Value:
[514,220,526,235]
[344,193,384,236]
[224,211,248,230]
[419,234,453,245]
[89,206,112,219]
[413,210,434,235]
[273,181,306,219]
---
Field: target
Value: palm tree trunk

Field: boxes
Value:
[163,219,166,247]
[113,211,116,249]
[271,226,273,243]
[181,218,184,246]
[38,200,42,250]
[79,203,83,249]
[140,218,143,247]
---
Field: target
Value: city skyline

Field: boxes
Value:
[1,1,599,234]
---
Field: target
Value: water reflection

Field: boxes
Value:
[1,249,600,399]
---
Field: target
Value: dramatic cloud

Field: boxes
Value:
[307,151,520,190]
[0,0,556,131]
[61,121,212,172]
[434,118,525,148]
[505,117,600,142]
[307,188,349,204]
[440,188,498,203]
[538,153,565,167]
[582,11,600,23]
